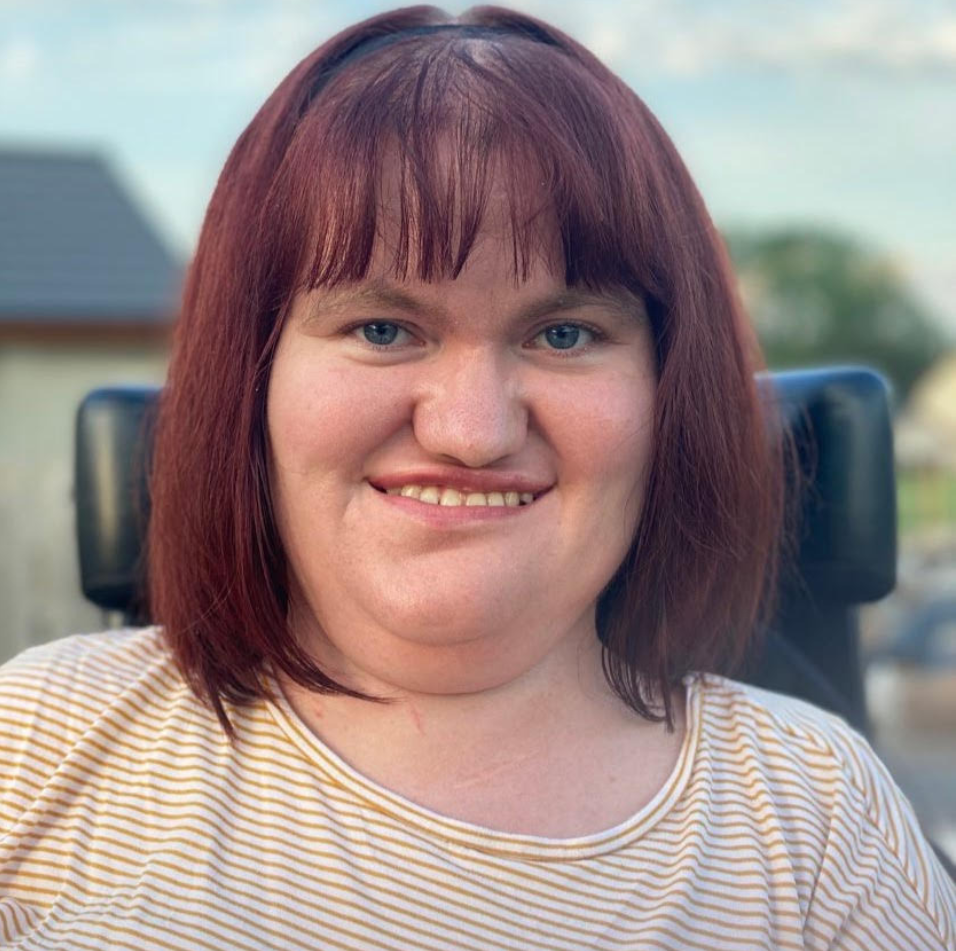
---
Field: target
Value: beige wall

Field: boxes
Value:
[0,338,168,663]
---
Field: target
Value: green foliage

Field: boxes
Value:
[897,469,956,535]
[724,227,948,399]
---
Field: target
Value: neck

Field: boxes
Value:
[282,624,615,760]
[278,626,685,836]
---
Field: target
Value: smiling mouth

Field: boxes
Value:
[371,484,545,508]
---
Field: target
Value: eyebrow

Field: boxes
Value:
[300,279,646,327]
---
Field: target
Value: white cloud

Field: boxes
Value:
[7,0,955,102]
[0,35,38,83]
[25,4,344,97]
[518,0,956,78]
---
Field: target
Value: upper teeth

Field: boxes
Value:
[384,485,535,507]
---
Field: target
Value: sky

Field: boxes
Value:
[2,0,955,330]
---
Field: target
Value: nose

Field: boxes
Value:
[412,345,528,468]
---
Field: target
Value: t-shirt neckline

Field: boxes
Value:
[263,672,703,862]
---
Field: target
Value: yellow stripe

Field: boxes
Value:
[3,832,577,950]
[2,629,952,951]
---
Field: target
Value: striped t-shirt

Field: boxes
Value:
[1,627,953,950]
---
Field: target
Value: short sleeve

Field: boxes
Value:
[803,720,956,950]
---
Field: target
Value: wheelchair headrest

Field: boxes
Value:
[74,366,896,616]
[75,386,156,616]
[770,367,896,603]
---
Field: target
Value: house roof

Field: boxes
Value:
[0,148,183,322]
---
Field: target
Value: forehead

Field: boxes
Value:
[279,29,661,301]
[300,157,644,324]
[292,149,649,337]
[310,274,627,309]
[371,145,562,276]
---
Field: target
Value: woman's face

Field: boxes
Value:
[267,219,657,696]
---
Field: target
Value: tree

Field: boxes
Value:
[724,227,948,400]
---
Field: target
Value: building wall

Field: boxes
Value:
[0,338,168,663]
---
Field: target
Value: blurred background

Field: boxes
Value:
[1,0,954,860]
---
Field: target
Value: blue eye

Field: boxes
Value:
[360,322,404,346]
[535,324,595,351]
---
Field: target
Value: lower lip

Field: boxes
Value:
[370,486,547,524]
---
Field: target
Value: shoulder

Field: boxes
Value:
[688,673,956,947]
[691,671,925,845]
[692,671,875,771]
[1,625,186,734]
[692,672,935,838]
[687,671,890,843]
[2,624,171,680]
[0,628,188,807]
[1,627,176,724]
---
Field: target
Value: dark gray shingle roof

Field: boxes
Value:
[0,148,183,322]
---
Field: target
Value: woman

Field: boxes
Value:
[2,6,953,949]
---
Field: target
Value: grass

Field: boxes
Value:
[897,469,956,536]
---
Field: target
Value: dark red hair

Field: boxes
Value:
[148,5,785,735]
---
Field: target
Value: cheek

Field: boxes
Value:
[545,373,656,488]
[541,370,657,569]
[267,356,407,476]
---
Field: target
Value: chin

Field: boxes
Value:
[370,600,515,648]
[357,627,547,697]
[363,567,530,633]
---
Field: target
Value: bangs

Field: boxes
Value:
[268,31,655,294]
